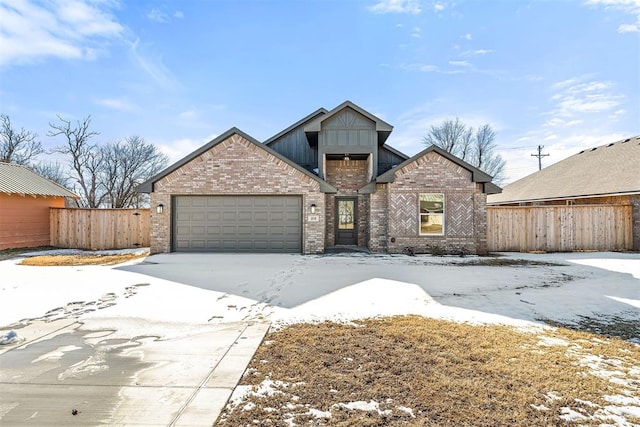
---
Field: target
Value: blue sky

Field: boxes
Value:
[1,0,638,183]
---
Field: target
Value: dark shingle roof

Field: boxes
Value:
[488,136,640,204]
[0,162,78,198]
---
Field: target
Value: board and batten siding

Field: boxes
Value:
[50,208,150,250]
[487,204,633,252]
[267,127,318,171]
[0,193,66,250]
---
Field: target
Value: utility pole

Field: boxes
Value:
[531,145,549,171]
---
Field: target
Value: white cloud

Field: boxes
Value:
[433,2,446,12]
[411,27,422,38]
[95,97,138,112]
[399,63,463,74]
[448,60,471,67]
[0,0,124,67]
[146,8,184,22]
[460,33,472,40]
[367,0,422,14]
[503,75,632,183]
[146,9,168,23]
[128,38,181,90]
[618,22,639,31]
[584,0,640,32]
[156,135,217,164]
[546,79,624,120]
[473,49,492,55]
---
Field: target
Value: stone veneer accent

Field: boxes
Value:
[149,134,325,254]
[324,159,369,246]
[368,151,488,254]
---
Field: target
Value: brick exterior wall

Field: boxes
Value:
[368,151,488,254]
[324,159,369,247]
[149,134,325,254]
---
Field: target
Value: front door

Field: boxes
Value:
[335,198,357,245]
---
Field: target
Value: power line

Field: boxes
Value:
[531,145,549,170]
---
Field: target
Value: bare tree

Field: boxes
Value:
[31,161,71,190]
[101,135,168,208]
[0,114,42,165]
[423,117,467,153]
[48,115,103,208]
[423,119,506,183]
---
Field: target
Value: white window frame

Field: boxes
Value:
[419,193,445,236]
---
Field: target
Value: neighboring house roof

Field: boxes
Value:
[363,144,500,194]
[263,108,328,146]
[136,128,338,193]
[488,136,640,205]
[0,162,78,198]
[303,100,393,145]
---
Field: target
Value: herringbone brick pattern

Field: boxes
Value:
[390,193,417,235]
[447,193,474,236]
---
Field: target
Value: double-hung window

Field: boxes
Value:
[419,193,444,235]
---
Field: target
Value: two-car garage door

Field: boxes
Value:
[173,196,302,253]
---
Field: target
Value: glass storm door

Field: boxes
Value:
[336,198,357,245]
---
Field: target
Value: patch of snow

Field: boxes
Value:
[31,345,81,363]
[308,408,331,419]
[530,404,550,411]
[396,405,415,417]
[537,336,569,347]
[336,400,392,415]
[228,378,289,408]
[545,392,562,402]
[604,395,640,407]
[19,248,150,258]
[574,398,598,408]
[559,407,588,421]
[603,404,640,418]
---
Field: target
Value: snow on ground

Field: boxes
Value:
[1,250,639,426]
[1,250,638,332]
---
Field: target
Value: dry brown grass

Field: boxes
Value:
[218,316,640,426]
[19,252,147,266]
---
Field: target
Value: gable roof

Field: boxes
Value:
[136,127,337,193]
[0,162,78,198]
[488,136,640,205]
[264,108,328,146]
[370,144,499,194]
[303,100,393,145]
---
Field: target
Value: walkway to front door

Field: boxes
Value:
[336,198,357,245]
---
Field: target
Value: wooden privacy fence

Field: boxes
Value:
[50,208,150,250]
[487,204,633,252]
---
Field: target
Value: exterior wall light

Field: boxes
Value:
[310,204,317,214]
[156,203,164,214]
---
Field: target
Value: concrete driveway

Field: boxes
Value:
[118,251,640,327]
